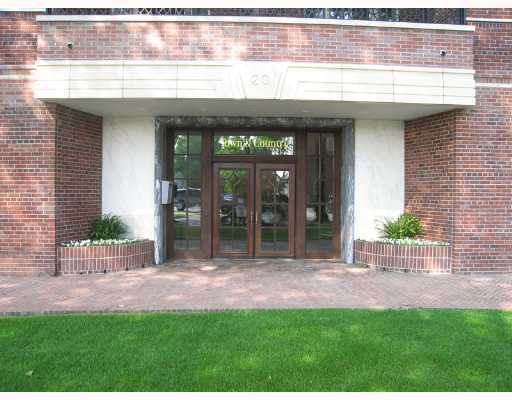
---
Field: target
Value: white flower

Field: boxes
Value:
[358,238,449,246]
[61,238,145,247]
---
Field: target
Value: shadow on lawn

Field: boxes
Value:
[0,309,511,391]
[187,310,512,391]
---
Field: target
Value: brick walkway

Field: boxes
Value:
[1,259,512,314]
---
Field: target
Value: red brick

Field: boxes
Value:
[36,20,473,69]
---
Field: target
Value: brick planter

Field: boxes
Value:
[354,240,451,273]
[57,240,154,274]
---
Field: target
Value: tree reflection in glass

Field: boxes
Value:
[173,132,202,251]
[306,133,334,253]
[218,168,249,253]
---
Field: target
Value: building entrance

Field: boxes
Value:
[212,163,295,257]
[168,129,341,260]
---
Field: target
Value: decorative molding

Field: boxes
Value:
[0,74,33,80]
[467,17,512,23]
[0,64,36,70]
[36,59,474,74]
[35,60,476,107]
[0,64,36,80]
[476,82,512,89]
[36,14,476,32]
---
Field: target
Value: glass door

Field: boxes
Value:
[213,163,254,257]
[255,164,295,257]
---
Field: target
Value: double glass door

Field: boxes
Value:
[213,163,295,257]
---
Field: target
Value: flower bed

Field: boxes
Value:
[61,239,143,247]
[354,239,451,273]
[57,239,154,274]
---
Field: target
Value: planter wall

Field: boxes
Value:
[354,240,451,273]
[58,240,154,274]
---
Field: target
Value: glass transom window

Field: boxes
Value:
[214,133,295,155]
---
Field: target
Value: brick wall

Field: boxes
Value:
[406,94,512,273]
[0,12,39,65]
[0,12,102,274]
[452,11,512,272]
[404,111,456,243]
[0,94,102,274]
[405,9,512,273]
[0,92,102,274]
[37,20,473,68]
[451,88,512,273]
[2,10,510,274]
[0,78,57,275]
[56,105,102,244]
[0,12,55,274]
[467,11,512,81]
[467,8,512,19]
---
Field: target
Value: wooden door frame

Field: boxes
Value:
[212,162,255,257]
[167,129,207,260]
[294,131,306,258]
[303,132,342,259]
[254,163,295,258]
[165,127,343,261]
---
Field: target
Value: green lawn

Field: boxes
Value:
[1,310,511,391]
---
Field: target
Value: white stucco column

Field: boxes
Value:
[102,116,156,241]
[354,119,405,240]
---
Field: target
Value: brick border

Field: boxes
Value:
[57,240,154,274]
[354,240,451,273]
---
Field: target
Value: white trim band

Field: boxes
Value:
[36,14,475,32]
[0,8,45,12]
[0,74,33,80]
[35,59,475,75]
[476,82,512,88]
[0,64,36,70]
[467,17,512,23]
[34,59,475,107]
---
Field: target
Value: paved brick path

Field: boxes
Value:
[1,259,512,314]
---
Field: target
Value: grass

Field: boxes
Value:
[1,309,511,391]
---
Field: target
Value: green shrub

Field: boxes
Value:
[89,214,126,240]
[378,212,424,240]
